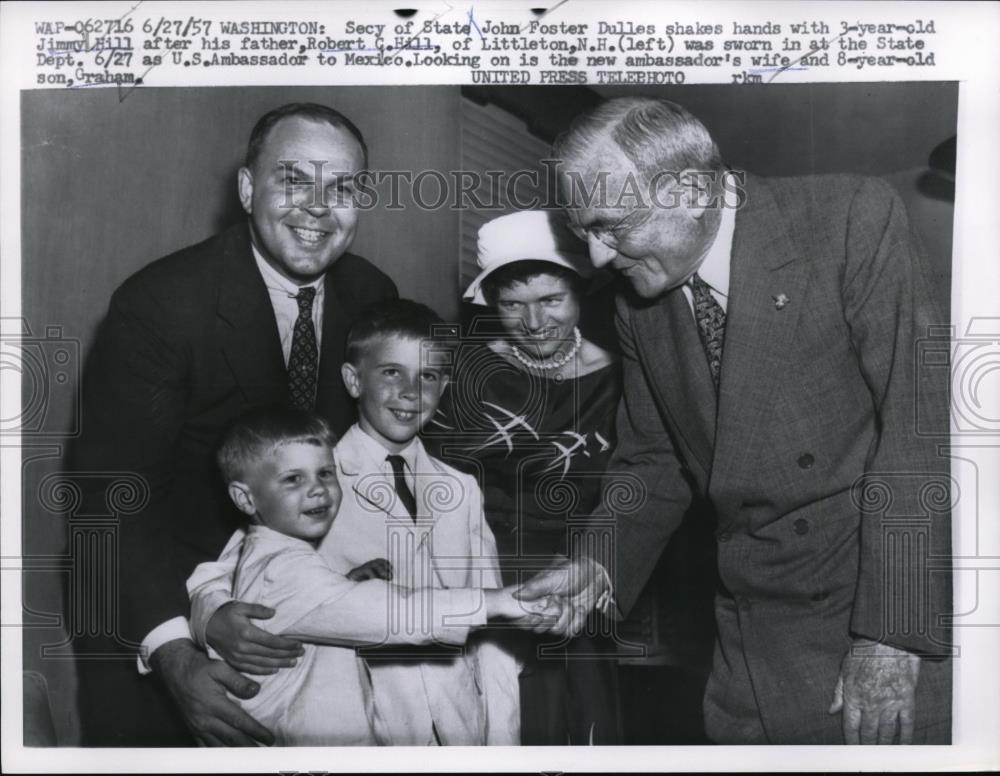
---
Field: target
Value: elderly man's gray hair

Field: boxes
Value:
[553,97,723,183]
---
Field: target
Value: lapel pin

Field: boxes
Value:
[773,293,790,310]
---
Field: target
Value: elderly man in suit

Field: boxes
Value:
[517,97,951,745]
[71,102,397,746]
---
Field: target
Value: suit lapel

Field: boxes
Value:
[632,289,717,480]
[412,440,450,537]
[713,177,810,493]
[339,428,413,524]
[315,254,369,428]
[218,240,368,424]
[412,440,471,589]
[315,269,349,421]
[216,224,288,407]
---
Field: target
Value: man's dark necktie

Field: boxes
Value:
[386,454,417,521]
[287,286,318,410]
[690,272,726,391]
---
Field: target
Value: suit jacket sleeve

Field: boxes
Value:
[842,178,952,655]
[596,298,695,617]
[71,277,194,644]
[467,473,503,590]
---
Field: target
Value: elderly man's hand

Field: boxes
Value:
[513,554,612,637]
[151,638,274,747]
[829,639,921,744]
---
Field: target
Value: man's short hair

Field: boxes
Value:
[345,298,447,365]
[245,102,369,170]
[216,405,337,484]
[553,97,722,183]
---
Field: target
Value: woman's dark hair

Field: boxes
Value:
[480,260,586,308]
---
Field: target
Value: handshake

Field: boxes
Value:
[509,554,614,637]
[165,553,613,746]
[202,554,614,684]
[350,553,613,637]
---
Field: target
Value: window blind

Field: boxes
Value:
[458,97,552,290]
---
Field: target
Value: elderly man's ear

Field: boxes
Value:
[678,169,718,219]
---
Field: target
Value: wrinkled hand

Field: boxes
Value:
[206,601,303,675]
[829,640,921,744]
[347,558,393,582]
[151,638,274,746]
[487,584,564,622]
[513,555,610,637]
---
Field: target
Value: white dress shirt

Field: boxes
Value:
[351,425,419,496]
[680,184,737,316]
[252,244,325,364]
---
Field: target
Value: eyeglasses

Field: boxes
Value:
[566,207,651,249]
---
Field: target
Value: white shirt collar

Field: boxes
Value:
[246,523,315,551]
[352,423,419,474]
[689,187,737,298]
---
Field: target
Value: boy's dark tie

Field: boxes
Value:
[386,454,417,521]
[690,272,726,391]
[288,286,318,409]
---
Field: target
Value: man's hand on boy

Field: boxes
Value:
[206,601,304,675]
[347,558,393,582]
[151,637,274,746]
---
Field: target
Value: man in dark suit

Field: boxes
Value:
[518,97,951,744]
[71,103,397,745]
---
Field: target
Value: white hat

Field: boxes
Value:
[463,210,592,306]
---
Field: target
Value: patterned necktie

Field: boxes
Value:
[690,272,726,391]
[287,286,318,410]
[386,454,417,521]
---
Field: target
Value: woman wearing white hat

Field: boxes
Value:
[433,209,621,744]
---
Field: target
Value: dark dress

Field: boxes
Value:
[426,343,623,744]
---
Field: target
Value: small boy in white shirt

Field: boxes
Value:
[186,405,544,745]
[189,300,547,745]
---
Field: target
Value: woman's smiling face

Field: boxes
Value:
[494,272,581,359]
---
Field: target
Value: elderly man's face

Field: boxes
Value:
[560,141,714,299]
[238,116,364,284]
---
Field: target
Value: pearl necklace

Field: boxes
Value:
[510,327,582,371]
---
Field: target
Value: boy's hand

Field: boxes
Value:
[151,638,274,746]
[486,585,564,623]
[347,558,393,582]
[206,601,304,675]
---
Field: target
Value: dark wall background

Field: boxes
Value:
[20,83,956,745]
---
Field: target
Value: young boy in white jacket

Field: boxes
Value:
[188,301,547,745]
